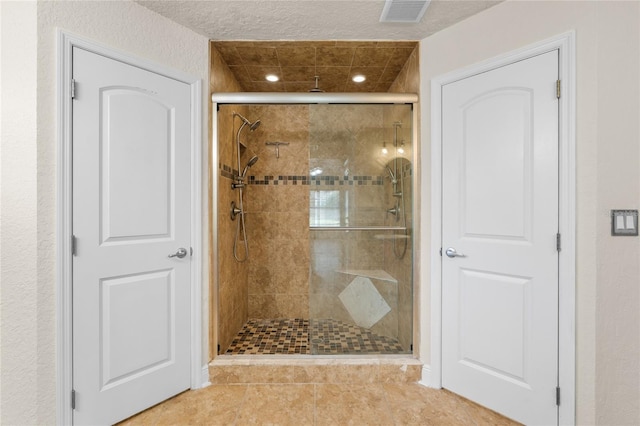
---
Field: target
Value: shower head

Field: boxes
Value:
[241,154,259,178]
[386,166,397,184]
[309,75,324,93]
[249,119,261,131]
[234,112,261,131]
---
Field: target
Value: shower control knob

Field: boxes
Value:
[168,248,188,259]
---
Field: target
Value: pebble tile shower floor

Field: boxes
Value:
[225,318,407,355]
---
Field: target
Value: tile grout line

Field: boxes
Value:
[379,382,398,426]
[231,384,250,426]
[313,383,317,426]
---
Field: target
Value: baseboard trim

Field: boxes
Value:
[419,364,436,388]
[200,364,211,388]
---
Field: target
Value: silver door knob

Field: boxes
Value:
[445,247,465,258]
[168,248,188,259]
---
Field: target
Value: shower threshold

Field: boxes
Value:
[223,318,411,356]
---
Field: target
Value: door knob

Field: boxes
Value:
[168,247,188,259]
[445,247,465,258]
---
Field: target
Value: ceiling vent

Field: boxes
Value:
[379,0,431,23]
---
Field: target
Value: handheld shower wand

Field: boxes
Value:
[231,112,261,262]
[241,155,259,178]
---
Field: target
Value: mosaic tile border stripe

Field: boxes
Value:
[219,163,411,185]
[249,175,385,186]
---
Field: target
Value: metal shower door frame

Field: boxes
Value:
[210,92,420,359]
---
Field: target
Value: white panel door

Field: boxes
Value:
[442,51,559,425]
[72,47,191,425]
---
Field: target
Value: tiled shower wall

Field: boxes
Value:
[211,46,250,356]
[381,106,414,351]
[387,46,419,350]
[245,105,311,319]
[212,44,420,355]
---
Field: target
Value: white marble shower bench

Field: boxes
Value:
[335,269,397,283]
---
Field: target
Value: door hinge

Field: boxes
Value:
[71,235,77,256]
[556,233,561,252]
[71,79,76,99]
[71,389,76,409]
[556,80,561,99]
[555,386,561,406]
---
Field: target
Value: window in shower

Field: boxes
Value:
[310,190,349,227]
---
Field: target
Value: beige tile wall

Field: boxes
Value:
[211,44,420,355]
[245,105,311,319]
[386,46,419,351]
[211,46,250,356]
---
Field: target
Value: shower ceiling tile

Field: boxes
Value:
[277,47,317,67]
[216,45,244,66]
[387,47,417,69]
[379,66,403,83]
[236,47,280,66]
[281,66,317,82]
[228,65,252,82]
[352,47,394,67]
[349,67,385,82]
[315,66,350,81]
[211,40,418,93]
[245,65,282,81]
[243,81,285,92]
[315,47,356,66]
[334,40,379,48]
[339,276,391,329]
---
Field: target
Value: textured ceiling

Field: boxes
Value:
[212,40,418,92]
[136,1,503,41]
[137,0,503,92]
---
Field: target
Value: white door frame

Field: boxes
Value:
[56,31,204,425]
[427,32,576,425]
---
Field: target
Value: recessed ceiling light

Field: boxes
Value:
[265,74,279,82]
[352,74,366,83]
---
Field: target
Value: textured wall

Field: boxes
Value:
[420,1,640,424]
[0,1,209,423]
[593,3,640,425]
[0,2,39,424]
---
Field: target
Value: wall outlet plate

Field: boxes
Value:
[611,210,638,236]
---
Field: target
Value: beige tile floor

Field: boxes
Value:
[119,382,520,426]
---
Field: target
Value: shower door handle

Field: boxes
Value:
[445,247,465,258]
[168,247,188,259]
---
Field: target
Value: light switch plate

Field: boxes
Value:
[611,210,638,236]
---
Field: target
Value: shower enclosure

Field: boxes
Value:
[212,93,417,357]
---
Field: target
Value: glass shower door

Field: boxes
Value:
[308,104,413,355]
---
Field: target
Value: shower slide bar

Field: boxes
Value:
[310,226,407,231]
